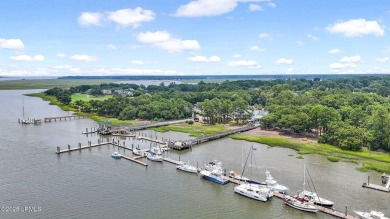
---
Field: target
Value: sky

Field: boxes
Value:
[0,0,390,76]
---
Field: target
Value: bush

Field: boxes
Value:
[186,120,194,125]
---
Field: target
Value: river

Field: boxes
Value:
[0,90,388,219]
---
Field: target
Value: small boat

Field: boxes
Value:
[176,161,198,174]
[299,190,334,207]
[234,183,273,202]
[354,210,389,219]
[204,160,222,171]
[200,164,229,185]
[284,195,318,213]
[111,152,122,159]
[133,146,147,156]
[146,147,163,162]
[264,170,289,193]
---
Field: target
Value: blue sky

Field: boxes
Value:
[0,0,389,76]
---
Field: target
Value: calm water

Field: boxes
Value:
[0,90,388,219]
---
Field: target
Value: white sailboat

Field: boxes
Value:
[297,164,334,207]
[146,147,163,162]
[284,164,318,213]
[176,161,198,173]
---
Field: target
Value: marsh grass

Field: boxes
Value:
[153,122,227,137]
[230,134,390,173]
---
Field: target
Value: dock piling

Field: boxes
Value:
[57,146,60,153]
[68,144,70,151]
[78,143,81,149]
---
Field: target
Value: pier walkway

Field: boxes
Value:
[169,125,258,150]
[45,115,86,122]
[113,119,190,132]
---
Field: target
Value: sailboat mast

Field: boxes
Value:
[303,163,306,191]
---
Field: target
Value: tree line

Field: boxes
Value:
[44,75,390,151]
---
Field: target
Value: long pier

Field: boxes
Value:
[169,125,259,150]
[113,119,190,132]
[362,175,390,192]
[45,115,86,122]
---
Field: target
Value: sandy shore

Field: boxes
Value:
[243,127,318,144]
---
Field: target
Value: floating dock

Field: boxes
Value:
[121,155,148,166]
[45,115,86,122]
[170,125,259,150]
[362,175,390,192]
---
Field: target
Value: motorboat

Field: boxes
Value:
[264,170,289,193]
[111,152,122,159]
[299,190,334,207]
[176,161,198,174]
[284,195,318,213]
[146,147,163,162]
[234,183,273,202]
[204,160,221,171]
[133,146,147,156]
[354,210,388,219]
[200,164,229,185]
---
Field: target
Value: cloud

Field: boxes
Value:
[232,54,242,59]
[267,1,277,8]
[10,55,45,61]
[276,58,294,65]
[258,32,271,39]
[307,34,320,41]
[137,31,171,44]
[340,55,361,63]
[376,57,389,63]
[188,55,221,62]
[327,19,384,37]
[137,31,200,52]
[249,4,262,12]
[70,54,98,62]
[106,44,117,50]
[78,12,103,27]
[227,60,261,69]
[330,63,356,69]
[328,49,341,54]
[53,65,72,69]
[286,67,294,74]
[130,60,145,65]
[0,38,24,49]
[56,53,66,57]
[250,45,265,51]
[107,7,155,28]
[174,0,267,17]
[78,7,155,28]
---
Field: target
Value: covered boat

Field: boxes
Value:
[111,152,122,159]
[354,210,388,219]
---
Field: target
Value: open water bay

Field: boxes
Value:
[0,90,388,219]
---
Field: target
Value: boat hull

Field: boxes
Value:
[176,165,198,173]
[284,196,318,213]
[234,186,269,202]
[202,174,229,185]
[111,155,121,159]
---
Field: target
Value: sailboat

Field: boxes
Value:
[233,146,273,202]
[21,97,31,124]
[297,164,334,207]
[229,145,262,184]
[146,147,163,162]
[176,161,198,173]
[284,164,318,213]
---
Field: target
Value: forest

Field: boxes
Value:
[43,75,390,152]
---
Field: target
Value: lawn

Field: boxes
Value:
[71,93,112,103]
[153,122,228,137]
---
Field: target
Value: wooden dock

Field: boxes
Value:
[137,136,165,144]
[162,157,182,165]
[169,125,259,150]
[45,115,86,122]
[362,183,390,192]
[121,155,148,166]
[56,141,110,154]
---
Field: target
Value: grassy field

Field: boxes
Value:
[89,115,136,126]
[0,79,116,90]
[153,122,228,137]
[71,93,112,103]
[230,134,390,173]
